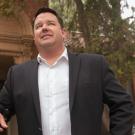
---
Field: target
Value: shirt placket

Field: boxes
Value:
[48,67,58,135]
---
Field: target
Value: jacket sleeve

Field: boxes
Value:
[102,56,134,135]
[0,67,15,121]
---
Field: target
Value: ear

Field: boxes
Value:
[61,28,68,41]
[33,30,36,42]
[33,35,35,41]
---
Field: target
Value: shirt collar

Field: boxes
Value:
[37,48,68,65]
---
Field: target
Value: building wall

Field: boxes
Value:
[0,1,48,135]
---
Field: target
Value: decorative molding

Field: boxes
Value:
[0,34,21,44]
[0,50,23,57]
[21,35,34,45]
[0,34,33,44]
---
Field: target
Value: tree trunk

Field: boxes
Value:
[74,0,91,47]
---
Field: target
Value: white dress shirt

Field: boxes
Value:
[37,48,71,135]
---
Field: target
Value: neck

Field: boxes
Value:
[39,45,65,65]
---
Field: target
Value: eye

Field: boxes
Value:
[48,21,55,26]
[34,23,42,30]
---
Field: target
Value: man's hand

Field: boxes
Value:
[0,113,8,132]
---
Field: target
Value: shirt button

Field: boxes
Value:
[38,127,42,131]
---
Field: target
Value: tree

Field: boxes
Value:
[0,0,48,16]
[49,0,135,86]
[0,0,16,16]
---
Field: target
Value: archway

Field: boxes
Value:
[0,9,33,135]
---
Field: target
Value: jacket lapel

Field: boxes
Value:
[29,59,42,127]
[68,52,81,112]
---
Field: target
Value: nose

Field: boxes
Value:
[42,24,49,32]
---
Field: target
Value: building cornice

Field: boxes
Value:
[0,34,33,45]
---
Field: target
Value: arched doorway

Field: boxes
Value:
[0,9,33,135]
[0,56,14,88]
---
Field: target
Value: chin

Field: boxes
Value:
[40,42,54,48]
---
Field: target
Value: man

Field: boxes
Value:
[0,7,133,135]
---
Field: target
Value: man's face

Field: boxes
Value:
[33,12,65,51]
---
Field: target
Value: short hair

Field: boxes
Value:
[33,7,63,28]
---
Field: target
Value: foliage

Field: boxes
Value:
[49,0,135,86]
[0,0,29,16]
[49,0,77,30]
[0,0,16,16]
[0,0,46,16]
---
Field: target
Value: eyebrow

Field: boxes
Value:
[35,19,56,25]
[47,20,56,23]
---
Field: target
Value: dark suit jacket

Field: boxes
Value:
[0,52,133,135]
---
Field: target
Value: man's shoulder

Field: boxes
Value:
[70,51,103,58]
[73,52,105,61]
[79,53,103,58]
[11,59,37,71]
[69,52,106,66]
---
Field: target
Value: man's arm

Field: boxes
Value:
[0,86,10,132]
[102,57,134,135]
[0,67,15,132]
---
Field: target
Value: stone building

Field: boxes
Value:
[0,1,48,135]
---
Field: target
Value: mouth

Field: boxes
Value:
[41,34,52,39]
